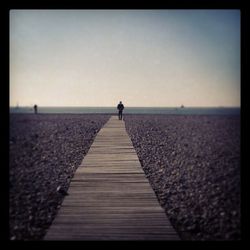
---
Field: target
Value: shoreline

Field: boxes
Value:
[9,106,240,116]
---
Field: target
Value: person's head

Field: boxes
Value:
[119,101,122,104]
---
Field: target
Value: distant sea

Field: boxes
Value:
[10,107,240,115]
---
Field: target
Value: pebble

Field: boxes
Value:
[9,114,110,240]
[124,114,240,240]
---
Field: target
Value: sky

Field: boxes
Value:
[10,10,240,107]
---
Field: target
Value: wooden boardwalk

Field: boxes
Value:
[45,116,179,240]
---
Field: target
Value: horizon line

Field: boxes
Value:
[10,105,241,108]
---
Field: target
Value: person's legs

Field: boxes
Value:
[119,111,123,120]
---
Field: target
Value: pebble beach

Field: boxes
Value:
[9,113,240,240]
[9,114,110,240]
[124,114,241,240]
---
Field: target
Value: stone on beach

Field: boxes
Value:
[9,114,110,240]
[124,114,240,241]
[9,113,240,241]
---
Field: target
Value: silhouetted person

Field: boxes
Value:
[117,101,124,120]
[34,104,38,114]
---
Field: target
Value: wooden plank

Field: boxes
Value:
[44,116,179,241]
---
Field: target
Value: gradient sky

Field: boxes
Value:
[10,10,240,107]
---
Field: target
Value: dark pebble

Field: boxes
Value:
[124,114,240,240]
[9,114,110,240]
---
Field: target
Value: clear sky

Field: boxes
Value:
[10,10,240,107]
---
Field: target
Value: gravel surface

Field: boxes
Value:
[124,115,241,241]
[9,114,110,240]
[9,113,241,241]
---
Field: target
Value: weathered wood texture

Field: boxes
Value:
[45,116,179,240]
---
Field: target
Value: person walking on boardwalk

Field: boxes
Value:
[34,104,38,114]
[117,101,124,120]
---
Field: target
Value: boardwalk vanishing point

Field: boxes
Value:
[45,116,180,240]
